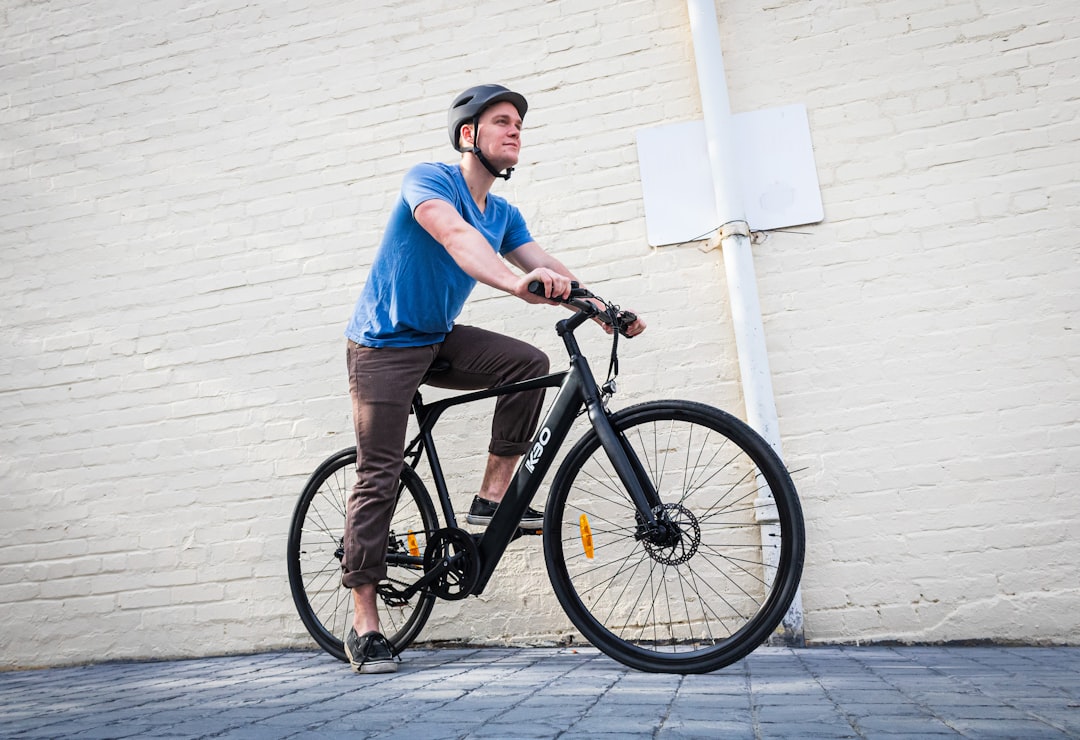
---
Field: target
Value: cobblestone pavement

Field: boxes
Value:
[2,646,1078,739]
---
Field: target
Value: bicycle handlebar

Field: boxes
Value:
[527,280,638,338]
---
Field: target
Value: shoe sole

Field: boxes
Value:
[466,514,544,529]
[356,660,398,674]
[346,640,399,674]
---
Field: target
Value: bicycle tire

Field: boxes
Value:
[543,400,804,674]
[287,447,439,661]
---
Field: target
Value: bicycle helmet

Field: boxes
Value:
[448,84,528,180]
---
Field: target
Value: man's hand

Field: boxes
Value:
[619,311,647,338]
[515,268,573,304]
[599,309,647,338]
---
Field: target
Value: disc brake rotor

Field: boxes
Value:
[641,503,701,566]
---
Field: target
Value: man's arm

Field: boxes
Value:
[507,242,647,338]
[413,199,571,303]
[414,198,645,336]
[504,241,575,278]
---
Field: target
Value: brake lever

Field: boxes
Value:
[614,309,638,338]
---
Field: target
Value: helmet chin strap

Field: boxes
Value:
[468,118,514,180]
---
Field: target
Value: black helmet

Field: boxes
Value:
[447,84,528,180]
[448,84,528,152]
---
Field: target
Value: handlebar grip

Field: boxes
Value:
[527,280,581,299]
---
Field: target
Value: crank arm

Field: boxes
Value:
[381,549,464,602]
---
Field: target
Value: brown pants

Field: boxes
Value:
[342,325,549,588]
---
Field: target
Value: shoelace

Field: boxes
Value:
[360,633,398,664]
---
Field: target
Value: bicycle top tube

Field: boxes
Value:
[411,370,569,433]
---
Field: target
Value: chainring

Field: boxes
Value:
[422,527,480,600]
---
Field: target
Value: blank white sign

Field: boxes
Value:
[635,104,824,246]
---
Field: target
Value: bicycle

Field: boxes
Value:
[287,283,804,674]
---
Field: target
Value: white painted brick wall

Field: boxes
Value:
[1,0,1077,668]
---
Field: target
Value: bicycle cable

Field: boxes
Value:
[605,306,621,386]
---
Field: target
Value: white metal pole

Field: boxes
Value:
[685,0,804,645]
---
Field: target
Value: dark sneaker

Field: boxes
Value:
[345,629,398,674]
[466,495,544,529]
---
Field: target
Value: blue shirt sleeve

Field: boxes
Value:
[500,203,533,256]
[401,163,459,214]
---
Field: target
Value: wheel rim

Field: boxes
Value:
[546,404,803,670]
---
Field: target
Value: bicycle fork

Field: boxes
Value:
[586,400,664,521]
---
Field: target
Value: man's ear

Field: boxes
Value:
[460,123,474,149]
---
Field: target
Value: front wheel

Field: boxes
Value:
[543,401,805,674]
[287,448,439,661]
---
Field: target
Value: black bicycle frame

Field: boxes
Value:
[402,310,661,596]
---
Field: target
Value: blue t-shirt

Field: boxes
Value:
[345,162,534,347]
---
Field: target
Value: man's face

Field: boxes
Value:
[466,101,522,169]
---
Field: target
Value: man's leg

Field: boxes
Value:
[430,326,548,521]
[352,583,379,635]
[343,341,436,641]
[478,452,520,504]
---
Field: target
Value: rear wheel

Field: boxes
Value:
[287,448,438,660]
[543,401,804,674]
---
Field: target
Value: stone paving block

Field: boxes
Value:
[950,718,1074,737]
[363,721,480,739]
[669,695,749,713]
[839,702,930,718]
[758,707,848,726]
[756,720,860,738]
[661,718,757,739]
[851,714,962,734]
[918,693,1017,709]
[466,719,576,738]
[828,689,924,705]
[572,714,666,734]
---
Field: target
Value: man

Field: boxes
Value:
[342,84,645,674]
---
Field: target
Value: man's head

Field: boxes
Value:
[448,84,528,180]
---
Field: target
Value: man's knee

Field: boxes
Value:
[521,345,549,377]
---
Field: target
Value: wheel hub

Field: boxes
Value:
[640,503,700,566]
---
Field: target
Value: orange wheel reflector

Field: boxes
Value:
[407,531,420,557]
[579,514,595,559]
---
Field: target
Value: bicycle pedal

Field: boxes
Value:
[517,527,543,536]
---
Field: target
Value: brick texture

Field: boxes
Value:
[1,0,1077,667]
